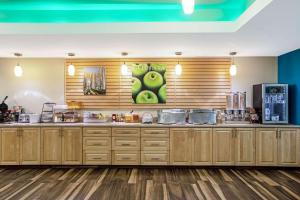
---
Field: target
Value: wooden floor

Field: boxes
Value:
[0,167,299,200]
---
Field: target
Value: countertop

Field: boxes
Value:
[0,122,299,128]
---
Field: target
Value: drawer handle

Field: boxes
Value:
[150,143,160,146]
[121,144,131,146]
[91,157,103,160]
[91,143,105,146]
[89,132,106,134]
[118,131,135,134]
[149,132,161,134]
[151,158,161,161]
[122,157,131,160]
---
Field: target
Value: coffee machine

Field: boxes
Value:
[0,96,9,123]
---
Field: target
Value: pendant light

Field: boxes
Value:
[182,0,195,14]
[175,52,182,76]
[121,52,128,76]
[14,53,23,77]
[229,52,237,76]
[67,53,76,76]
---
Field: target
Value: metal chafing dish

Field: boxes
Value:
[157,109,187,124]
[188,109,216,125]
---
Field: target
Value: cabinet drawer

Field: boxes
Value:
[112,128,140,137]
[112,137,140,150]
[141,151,169,165]
[141,138,169,151]
[141,128,169,138]
[83,128,111,137]
[112,151,140,165]
[83,151,111,165]
[83,137,111,150]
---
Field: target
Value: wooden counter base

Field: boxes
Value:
[0,126,299,167]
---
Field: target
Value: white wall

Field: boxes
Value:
[0,58,65,113]
[232,57,278,106]
[0,57,278,113]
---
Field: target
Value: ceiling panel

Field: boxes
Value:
[0,0,255,22]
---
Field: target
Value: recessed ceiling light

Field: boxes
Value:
[182,0,195,14]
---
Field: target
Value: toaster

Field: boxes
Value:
[142,112,154,124]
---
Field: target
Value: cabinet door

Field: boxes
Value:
[112,150,140,165]
[62,127,82,165]
[213,128,235,165]
[277,129,300,166]
[235,128,256,166]
[83,150,111,165]
[141,151,169,165]
[20,128,41,165]
[1,128,19,165]
[170,128,191,165]
[41,127,62,165]
[256,128,277,166]
[191,128,212,165]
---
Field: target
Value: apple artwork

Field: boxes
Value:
[158,84,167,103]
[132,63,148,78]
[131,63,167,104]
[136,90,159,104]
[132,77,142,96]
[151,64,166,74]
[143,71,164,90]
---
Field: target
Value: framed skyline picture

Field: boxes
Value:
[132,63,167,104]
[83,67,106,95]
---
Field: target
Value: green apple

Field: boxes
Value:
[132,63,148,78]
[158,84,167,103]
[151,64,166,74]
[132,77,142,96]
[136,90,158,104]
[164,72,167,82]
[143,71,164,90]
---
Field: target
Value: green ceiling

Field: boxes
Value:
[0,0,256,23]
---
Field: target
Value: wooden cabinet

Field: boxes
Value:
[62,127,82,165]
[83,127,111,165]
[170,128,191,165]
[41,127,62,165]
[141,128,170,165]
[277,128,300,166]
[191,128,213,165]
[112,150,140,165]
[213,128,235,165]
[235,128,256,166]
[141,151,169,165]
[19,128,41,165]
[112,137,140,151]
[0,128,40,165]
[141,128,169,138]
[83,127,111,137]
[112,128,140,137]
[256,128,278,166]
[0,128,19,165]
[112,128,140,165]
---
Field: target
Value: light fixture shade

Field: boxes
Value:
[230,64,237,76]
[121,63,128,75]
[182,0,195,14]
[175,63,182,76]
[68,64,75,76]
[14,64,23,77]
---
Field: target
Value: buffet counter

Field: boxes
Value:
[0,123,299,167]
[0,122,299,128]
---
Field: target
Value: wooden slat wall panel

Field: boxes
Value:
[65,58,231,109]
